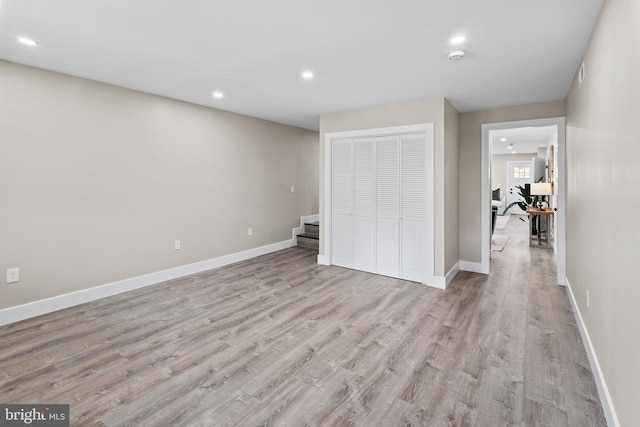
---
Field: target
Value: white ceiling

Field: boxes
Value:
[491,126,556,155]
[0,0,604,131]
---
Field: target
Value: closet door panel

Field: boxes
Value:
[353,218,375,272]
[353,138,375,272]
[376,218,400,276]
[375,136,400,277]
[332,215,353,267]
[401,135,426,220]
[401,220,425,282]
[401,134,427,280]
[331,140,354,268]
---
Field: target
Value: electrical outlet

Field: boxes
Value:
[586,290,590,308]
[248,228,253,236]
[7,268,19,284]
[174,240,181,251]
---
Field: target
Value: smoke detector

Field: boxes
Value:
[448,50,465,61]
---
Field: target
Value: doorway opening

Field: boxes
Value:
[481,118,566,285]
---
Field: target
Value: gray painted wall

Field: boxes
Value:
[565,0,640,424]
[0,60,319,310]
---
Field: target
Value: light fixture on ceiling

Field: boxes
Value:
[18,37,39,46]
[448,50,465,61]
[500,138,507,142]
[450,36,465,45]
[507,143,514,149]
[212,91,224,99]
[301,70,314,80]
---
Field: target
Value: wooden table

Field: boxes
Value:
[526,207,553,248]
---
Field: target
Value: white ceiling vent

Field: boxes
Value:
[448,50,465,61]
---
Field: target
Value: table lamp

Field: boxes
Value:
[530,183,553,210]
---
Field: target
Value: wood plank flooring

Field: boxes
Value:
[0,216,606,426]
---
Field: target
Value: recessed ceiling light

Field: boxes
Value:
[301,70,314,80]
[500,138,507,142]
[450,36,465,45]
[18,37,39,46]
[212,91,224,99]
[512,151,517,154]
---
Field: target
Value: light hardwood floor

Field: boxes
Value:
[0,216,606,426]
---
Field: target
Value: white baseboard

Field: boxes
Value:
[459,260,487,274]
[565,278,619,427]
[445,262,460,286]
[0,227,316,327]
[423,276,446,290]
[423,262,461,290]
[317,255,330,266]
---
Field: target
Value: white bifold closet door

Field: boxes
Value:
[331,132,428,282]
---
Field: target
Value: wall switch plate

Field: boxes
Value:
[248,228,253,236]
[290,185,295,193]
[174,240,181,250]
[7,268,19,284]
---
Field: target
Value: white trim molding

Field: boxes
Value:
[444,262,460,287]
[482,117,566,283]
[459,260,486,274]
[423,277,446,290]
[565,278,620,427]
[316,255,331,266]
[425,262,461,289]
[0,216,318,327]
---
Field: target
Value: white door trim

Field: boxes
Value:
[482,117,566,285]
[321,123,435,284]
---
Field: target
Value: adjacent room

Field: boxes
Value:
[1,1,637,426]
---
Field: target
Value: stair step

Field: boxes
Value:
[297,234,319,251]
[298,233,319,240]
[302,224,319,239]
[303,222,319,238]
